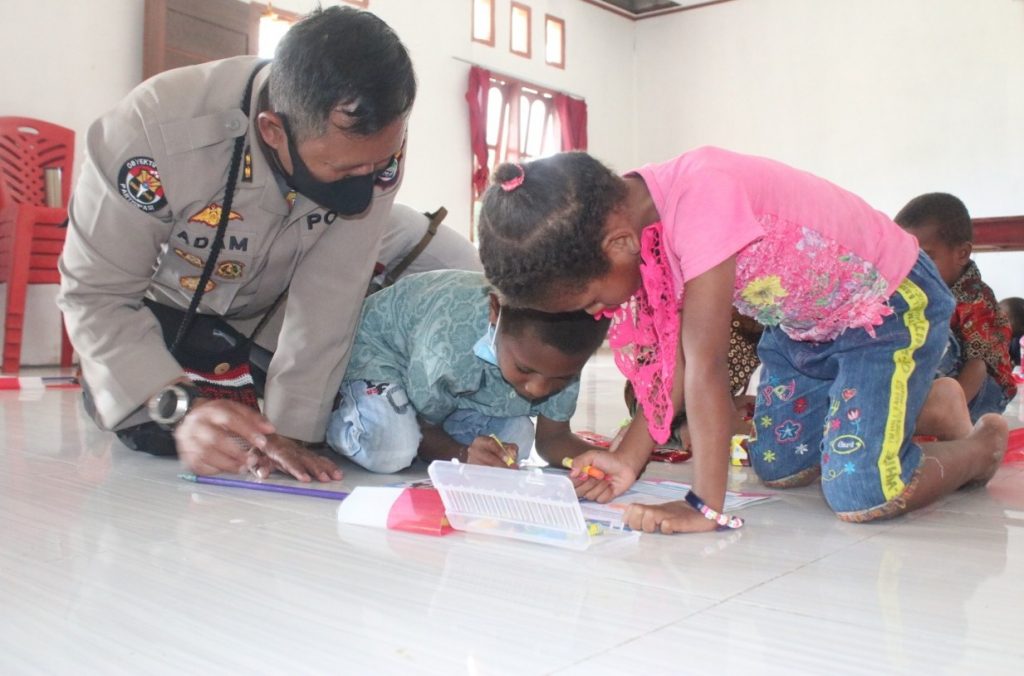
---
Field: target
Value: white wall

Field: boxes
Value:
[1,0,145,367]
[3,0,1023,366]
[0,0,635,365]
[633,0,1024,299]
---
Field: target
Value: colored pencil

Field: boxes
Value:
[179,473,350,500]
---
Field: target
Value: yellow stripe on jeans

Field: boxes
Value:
[879,277,929,500]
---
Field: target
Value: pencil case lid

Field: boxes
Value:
[427,460,591,550]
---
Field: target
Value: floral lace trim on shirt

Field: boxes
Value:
[734,221,893,342]
[607,223,679,444]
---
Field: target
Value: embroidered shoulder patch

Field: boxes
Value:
[118,157,167,212]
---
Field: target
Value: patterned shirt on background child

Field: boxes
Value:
[947,262,1016,413]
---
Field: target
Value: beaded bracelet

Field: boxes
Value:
[684,489,744,529]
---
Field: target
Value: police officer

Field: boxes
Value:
[57,7,416,480]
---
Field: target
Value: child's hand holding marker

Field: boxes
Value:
[462,434,519,468]
[561,456,607,480]
[489,434,518,467]
[564,450,637,503]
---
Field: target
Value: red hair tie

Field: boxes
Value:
[500,164,525,192]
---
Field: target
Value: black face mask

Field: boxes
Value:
[276,115,382,217]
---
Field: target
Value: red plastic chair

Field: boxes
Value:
[0,117,75,374]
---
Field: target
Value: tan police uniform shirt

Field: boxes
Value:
[57,56,402,441]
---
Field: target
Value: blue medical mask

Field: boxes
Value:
[473,309,501,366]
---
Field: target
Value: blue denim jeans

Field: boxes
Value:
[325,380,535,473]
[748,252,955,516]
[936,332,1012,422]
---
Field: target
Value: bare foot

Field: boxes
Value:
[916,377,973,440]
[960,413,1009,487]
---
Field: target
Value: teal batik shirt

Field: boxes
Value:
[342,270,579,424]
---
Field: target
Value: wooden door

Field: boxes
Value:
[142,0,258,80]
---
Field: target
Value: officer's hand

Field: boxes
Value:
[174,399,275,476]
[246,435,343,483]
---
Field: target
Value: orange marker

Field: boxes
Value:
[561,456,607,481]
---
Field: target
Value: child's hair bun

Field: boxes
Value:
[494,162,526,192]
[493,163,521,184]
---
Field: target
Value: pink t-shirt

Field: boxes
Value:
[636,146,918,339]
[611,147,919,442]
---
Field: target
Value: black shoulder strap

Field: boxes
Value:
[170,60,270,355]
[382,206,448,288]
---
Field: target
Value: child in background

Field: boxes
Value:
[999,297,1024,368]
[325,270,610,473]
[894,193,1016,420]
[478,148,1007,533]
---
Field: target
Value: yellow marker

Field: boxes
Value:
[561,457,607,481]
[490,434,515,466]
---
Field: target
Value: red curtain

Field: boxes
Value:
[502,81,523,165]
[554,94,588,151]
[466,66,491,198]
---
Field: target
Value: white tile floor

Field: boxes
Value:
[2,352,1023,674]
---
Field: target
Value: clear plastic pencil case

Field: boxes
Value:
[428,460,599,550]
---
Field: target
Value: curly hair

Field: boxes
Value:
[502,308,610,357]
[269,6,416,141]
[477,153,628,307]
[893,192,972,246]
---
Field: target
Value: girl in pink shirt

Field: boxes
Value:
[478,147,1007,532]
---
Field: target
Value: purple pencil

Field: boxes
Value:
[179,473,350,500]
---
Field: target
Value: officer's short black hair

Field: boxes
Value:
[894,192,973,247]
[502,307,610,358]
[270,6,416,140]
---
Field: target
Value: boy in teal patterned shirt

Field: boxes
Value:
[326,270,610,472]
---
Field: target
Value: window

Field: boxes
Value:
[510,2,531,58]
[472,0,495,46]
[544,15,565,68]
[484,76,560,171]
[467,66,588,233]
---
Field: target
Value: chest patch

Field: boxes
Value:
[118,157,167,212]
[174,248,204,268]
[215,260,245,280]
[180,276,216,293]
[189,202,243,227]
